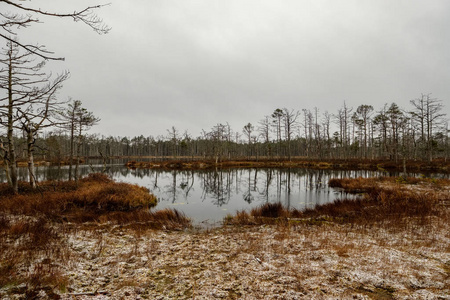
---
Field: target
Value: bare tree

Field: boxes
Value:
[1,0,110,60]
[410,94,447,161]
[0,41,68,192]
[202,123,231,163]
[334,102,353,158]
[19,72,69,188]
[445,122,449,162]
[312,107,322,158]
[257,115,271,157]
[282,108,299,161]
[167,126,180,158]
[321,111,332,158]
[302,109,313,157]
[242,123,254,144]
[74,103,99,181]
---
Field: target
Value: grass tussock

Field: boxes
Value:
[224,202,292,226]
[225,176,450,229]
[0,173,158,223]
[251,202,288,218]
[0,173,190,293]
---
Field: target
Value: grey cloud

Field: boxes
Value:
[7,0,449,137]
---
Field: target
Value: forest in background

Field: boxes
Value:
[4,94,448,167]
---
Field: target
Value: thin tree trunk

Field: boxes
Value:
[26,130,37,188]
[69,120,74,181]
[7,59,18,193]
[0,140,12,185]
[75,134,82,183]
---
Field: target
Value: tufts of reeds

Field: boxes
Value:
[251,202,288,218]
[224,202,293,226]
[225,176,450,229]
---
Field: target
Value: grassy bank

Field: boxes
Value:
[225,176,450,228]
[0,174,190,296]
[6,156,449,173]
[126,157,450,173]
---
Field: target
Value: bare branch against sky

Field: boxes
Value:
[2,0,449,137]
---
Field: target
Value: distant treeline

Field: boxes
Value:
[6,95,450,164]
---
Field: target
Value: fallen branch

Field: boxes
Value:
[68,290,109,296]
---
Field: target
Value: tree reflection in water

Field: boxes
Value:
[4,164,423,224]
[201,170,234,206]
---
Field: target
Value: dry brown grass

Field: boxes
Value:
[226,176,450,231]
[219,184,449,299]
[328,176,377,192]
[224,202,291,226]
[0,173,157,223]
[0,215,70,291]
[323,176,450,229]
[251,202,288,218]
[126,158,450,173]
[0,173,191,293]
[1,174,448,298]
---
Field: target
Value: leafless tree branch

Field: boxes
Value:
[0,1,111,60]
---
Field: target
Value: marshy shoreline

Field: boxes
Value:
[125,157,450,174]
[0,173,449,299]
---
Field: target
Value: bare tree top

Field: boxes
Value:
[0,0,110,60]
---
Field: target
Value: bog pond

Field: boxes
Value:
[2,164,446,226]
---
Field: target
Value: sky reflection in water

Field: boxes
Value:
[2,164,385,226]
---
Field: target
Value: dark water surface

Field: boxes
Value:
[2,163,446,226]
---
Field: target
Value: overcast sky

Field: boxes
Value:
[7,0,450,138]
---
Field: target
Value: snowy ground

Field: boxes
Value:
[1,220,447,299]
[1,182,449,299]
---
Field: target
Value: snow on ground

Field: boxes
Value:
[3,219,443,299]
[1,180,449,299]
